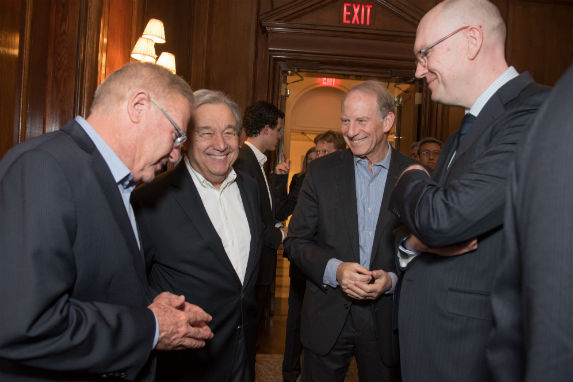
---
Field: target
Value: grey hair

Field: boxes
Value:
[192,89,242,134]
[342,80,396,120]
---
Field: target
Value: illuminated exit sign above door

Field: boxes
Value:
[342,3,373,26]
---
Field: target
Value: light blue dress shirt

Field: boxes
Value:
[75,116,159,348]
[323,144,397,293]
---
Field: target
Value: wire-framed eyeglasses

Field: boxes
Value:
[149,96,187,148]
[416,26,470,67]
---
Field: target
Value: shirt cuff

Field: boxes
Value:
[384,271,398,294]
[323,258,343,287]
[275,222,285,242]
[397,237,420,269]
[152,312,159,349]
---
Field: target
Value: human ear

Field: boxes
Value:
[466,25,483,60]
[383,112,395,133]
[127,91,150,124]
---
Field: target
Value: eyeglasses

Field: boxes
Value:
[149,96,187,148]
[420,150,441,158]
[416,26,469,67]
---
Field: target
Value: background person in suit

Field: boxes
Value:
[132,89,263,382]
[388,0,549,380]
[487,65,573,381]
[233,101,289,338]
[278,146,318,382]
[0,62,213,381]
[285,80,415,382]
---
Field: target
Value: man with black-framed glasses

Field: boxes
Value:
[388,0,549,380]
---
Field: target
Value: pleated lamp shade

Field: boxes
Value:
[142,18,166,44]
[131,37,157,63]
[156,52,176,74]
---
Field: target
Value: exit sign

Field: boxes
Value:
[342,3,373,26]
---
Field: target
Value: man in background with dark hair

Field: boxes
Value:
[417,137,442,170]
[314,130,346,158]
[234,101,289,338]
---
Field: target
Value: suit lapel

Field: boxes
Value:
[370,150,402,267]
[61,122,146,278]
[336,151,360,263]
[242,145,273,214]
[452,73,534,167]
[169,163,240,282]
[236,173,260,288]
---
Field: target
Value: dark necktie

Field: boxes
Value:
[447,113,476,169]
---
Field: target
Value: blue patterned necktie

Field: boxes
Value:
[447,113,476,169]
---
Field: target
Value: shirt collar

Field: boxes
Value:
[469,66,519,117]
[184,156,237,191]
[353,142,392,169]
[75,116,133,189]
[244,141,267,166]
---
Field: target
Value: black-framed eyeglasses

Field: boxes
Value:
[416,26,470,67]
[149,96,187,148]
[421,150,441,157]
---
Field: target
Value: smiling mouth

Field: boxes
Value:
[350,137,367,144]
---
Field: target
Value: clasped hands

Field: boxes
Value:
[148,292,214,351]
[336,262,391,301]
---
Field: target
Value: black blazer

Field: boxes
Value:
[276,171,306,221]
[389,72,549,381]
[487,66,573,381]
[285,148,415,364]
[132,161,263,381]
[233,144,284,286]
[0,120,156,381]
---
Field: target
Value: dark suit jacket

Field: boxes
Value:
[276,172,306,221]
[285,148,415,364]
[234,144,285,286]
[0,120,156,381]
[389,72,549,381]
[132,161,263,381]
[487,66,573,381]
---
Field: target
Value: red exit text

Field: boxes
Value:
[342,3,373,25]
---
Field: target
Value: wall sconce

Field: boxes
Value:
[131,37,157,63]
[142,18,166,43]
[156,52,176,74]
[130,18,176,74]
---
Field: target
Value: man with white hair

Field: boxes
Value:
[389,0,549,380]
[133,90,263,382]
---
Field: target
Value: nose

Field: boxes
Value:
[415,61,427,79]
[168,147,181,163]
[211,132,227,151]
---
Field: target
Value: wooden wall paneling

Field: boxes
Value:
[104,0,134,80]
[44,0,82,133]
[199,0,259,112]
[190,0,210,91]
[0,0,25,158]
[75,0,102,117]
[506,0,573,86]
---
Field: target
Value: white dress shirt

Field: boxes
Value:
[185,158,251,284]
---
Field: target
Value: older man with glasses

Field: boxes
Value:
[388,0,549,381]
[0,62,214,381]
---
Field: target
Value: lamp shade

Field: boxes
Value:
[131,37,157,63]
[156,52,176,74]
[142,18,166,44]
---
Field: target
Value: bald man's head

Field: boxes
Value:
[414,0,509,108]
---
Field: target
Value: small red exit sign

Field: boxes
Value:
[342,3,373,25]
